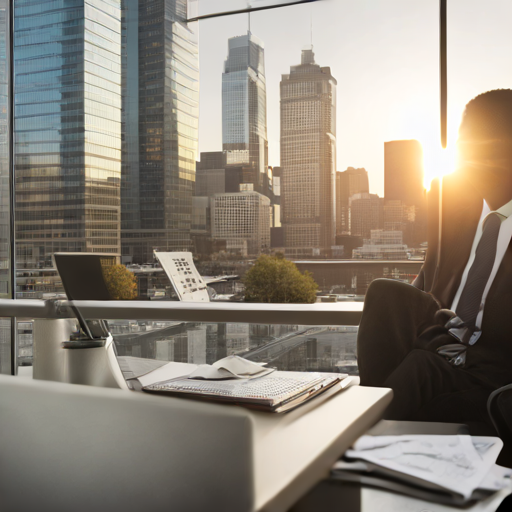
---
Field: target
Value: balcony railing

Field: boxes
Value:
[0,299,363,326]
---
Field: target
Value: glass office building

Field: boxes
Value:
[120,0,140,234]
[222,32,268,193]
[0,0,11,374]
[14,0,122,269]
[0,0,10,295]
[121,0,199,264]
[280,48,337,259]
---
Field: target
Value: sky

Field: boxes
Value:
[194,0,512,196]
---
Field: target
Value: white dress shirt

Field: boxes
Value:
[451,197,512,333]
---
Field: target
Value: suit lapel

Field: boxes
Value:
[430,174,483,307]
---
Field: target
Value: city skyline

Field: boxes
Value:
[197,0,512,195]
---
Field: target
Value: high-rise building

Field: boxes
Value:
[384,140,426,244]
[336,167,369,235]
[350,193,383,239]
[0,0,10,296]
[121,0,199,264]
[222,32,268,194]
[384,140,424,205]
[195,152,227,197]
[280,48,337,258]
[0,0,11,373]
[211,191,270,257]
[15,0,122,269]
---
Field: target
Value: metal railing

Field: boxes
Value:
[0,299,363,326]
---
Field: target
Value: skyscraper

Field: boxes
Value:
[0,0,10,295]
[350,192,383,239]
[121,0,199,264]
[0,0,11,373]
[384,140,426,244]
[222,32,268,194]
[280,48,337,258]
[15,0,122,268]
[336,167,369,235]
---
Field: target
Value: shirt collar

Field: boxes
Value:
[496,198,512,219]
[481,198,512,220]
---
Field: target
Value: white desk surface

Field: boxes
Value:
[247,382,392,512]
[361,485,512,512]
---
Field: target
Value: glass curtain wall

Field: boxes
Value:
[14,0,122,271]
[120,0,199,264]
[0,0,11,374]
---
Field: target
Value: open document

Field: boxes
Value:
[336,434,511,503]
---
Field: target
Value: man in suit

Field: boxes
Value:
[357,89,512,428]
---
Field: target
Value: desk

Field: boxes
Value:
[250,384,391,511]
[292,479,512,512]
[0,373,391,512]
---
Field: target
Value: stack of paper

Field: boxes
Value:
[143,366,349,413]
[333,434,512,505]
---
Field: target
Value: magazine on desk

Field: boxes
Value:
[142,356,349,413]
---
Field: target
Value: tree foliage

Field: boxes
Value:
[102,264,138,300]
[244,254,318,303]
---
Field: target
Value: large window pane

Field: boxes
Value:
[0,0,12,374]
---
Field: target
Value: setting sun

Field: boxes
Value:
[422,142,457,191]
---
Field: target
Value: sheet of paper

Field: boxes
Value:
[137,361,197,388]
[346,435,503,500]
[478,464,512,491]
[188,355,275,380]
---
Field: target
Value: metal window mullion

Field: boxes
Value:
[9,0,16,376]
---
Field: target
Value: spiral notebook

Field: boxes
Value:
[143,371,349,413]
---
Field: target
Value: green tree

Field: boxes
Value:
[102,264,138,300]
[244,254,318,303]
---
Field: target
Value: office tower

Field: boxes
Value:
[121,0,199,264]
[0,0,11,373]
[210,191,270,257]
[121,0,140,235]
[195,151,228,197]
[222,32,268,194]
[352,230,408,260]
[336,167,369,235]
[0,0,10,294]
[349,193,383,239]
[15,0,122,269]
[280,48,337,258]
[384,140,426,244]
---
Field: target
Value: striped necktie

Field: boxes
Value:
[456,212,502,329]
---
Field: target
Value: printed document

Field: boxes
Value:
[344,435,504,499]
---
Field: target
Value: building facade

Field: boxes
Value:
[121,0,199,264]
[384,140,426,245]
[210,191,270,257]
[0,0,10,296]
[336,167,368,235]
[280,48,336,258]
[352,230,409,260]
[0,0,11,372]
[222,32,268,194]
[14,0,122,269]
[349,192,383,240]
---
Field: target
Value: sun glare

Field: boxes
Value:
[422,142,457,191]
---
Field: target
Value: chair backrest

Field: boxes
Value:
[53,253,114,301]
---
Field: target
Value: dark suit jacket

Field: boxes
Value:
[415,172,512,387]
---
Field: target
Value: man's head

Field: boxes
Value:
[457,89,512,209]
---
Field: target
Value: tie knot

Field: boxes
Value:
[483,212,502,231]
